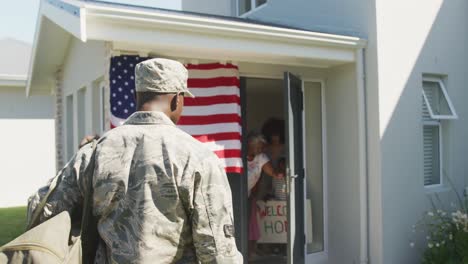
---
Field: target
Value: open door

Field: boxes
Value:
[284,72,305,264]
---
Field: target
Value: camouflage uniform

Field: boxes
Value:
[27,111,242,264]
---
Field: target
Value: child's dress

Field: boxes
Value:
[247,153,270,241]
[247,153,270,197]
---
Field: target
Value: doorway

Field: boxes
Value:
[244,77,287,264]
[236,76,326,264]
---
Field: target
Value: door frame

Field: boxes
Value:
[240,73,329,263]
[302,79,329,264]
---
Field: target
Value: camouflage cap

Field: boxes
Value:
[135,58,194,97]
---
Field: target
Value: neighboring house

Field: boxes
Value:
[0,38,55,208]
[26,0,468,263]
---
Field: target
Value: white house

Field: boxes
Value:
[26,0,468,263]
[0,38,56,207]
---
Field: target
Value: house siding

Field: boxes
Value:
[325,63,363,263]
[0,88,56,207]
[376,0,468,263]
[61,39,106,156]
[182,0,234,16]
[243,0,468,263]
[242,0,371,37]
[244,0,384,263]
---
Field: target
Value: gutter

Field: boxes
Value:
[27,0,87,96]
[0,74,27,88]
[356,48,369,264]
[26,0,44,97]
[84,2,367,49]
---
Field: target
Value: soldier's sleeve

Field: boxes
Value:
[183,155,243,264]
[26,143,94,226]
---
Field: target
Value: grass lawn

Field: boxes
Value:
[0,206,27,245]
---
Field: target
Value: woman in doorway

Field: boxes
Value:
[261,118,287,201]
[257,118,287,257]
[247,131,283,260]
[261,118,285,170]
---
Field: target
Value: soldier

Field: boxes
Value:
[27,58,242,264]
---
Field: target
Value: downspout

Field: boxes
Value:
[103,42,112,131]
[356,48,369,264]
[54,67,64,170]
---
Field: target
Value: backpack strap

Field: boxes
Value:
[27,166,68,230]
[80,140,100,264]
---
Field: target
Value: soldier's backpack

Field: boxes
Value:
[0,141,99,264]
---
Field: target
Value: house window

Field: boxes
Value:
[422,77,457,119]
[422,76,457,187]
[422,123,441,186]
[238,0,267,16]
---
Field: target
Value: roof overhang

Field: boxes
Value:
[27,0,367,95]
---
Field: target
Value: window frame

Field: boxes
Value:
[421,77,458,120]
[65,93,75,161]
[237,0,268,17]
[422,120,443,188]
[100,81,106,133]
[91,78,106,135]
[77,86,87,145]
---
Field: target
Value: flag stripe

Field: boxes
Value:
[214,149,242,158]
[184,95,240,106]
[182,104,241,116]
[220,158,243,167]
[188,68,239,79]
[189,87,240,97]
[110,114,126,127]
[185,63,238,70]
[226,167,243,174]
[179,123,241,135]
[202,140,242,151]
[192,132,242,142]
[188,77,240,88]
[178,114,241,125]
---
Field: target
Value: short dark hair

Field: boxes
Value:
[261,118,285,144]
[135,91,167,110]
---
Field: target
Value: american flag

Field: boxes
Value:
[109,56,243,174]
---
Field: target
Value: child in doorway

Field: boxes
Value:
[247,131,284,260]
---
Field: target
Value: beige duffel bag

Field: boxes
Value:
[0,141,98,264]
[0,212,81,264]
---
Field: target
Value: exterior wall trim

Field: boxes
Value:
[84,3,366,49]
[28,0,367,95]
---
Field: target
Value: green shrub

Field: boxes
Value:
[412,178,468,264]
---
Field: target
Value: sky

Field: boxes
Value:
[0,0,40,43]
[0,0,180,44]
